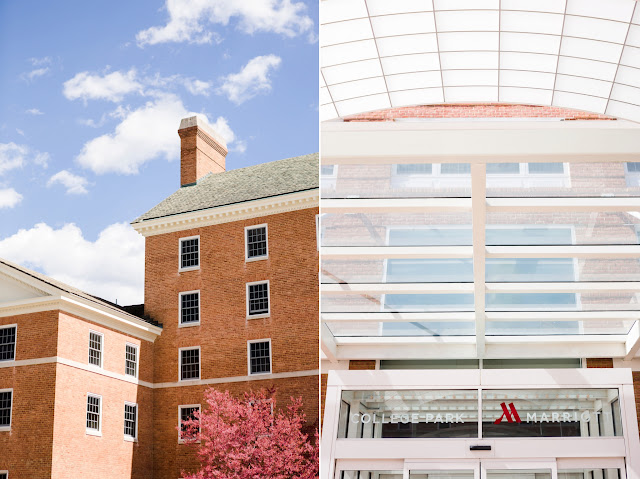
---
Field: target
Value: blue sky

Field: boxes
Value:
[0,0,318,304]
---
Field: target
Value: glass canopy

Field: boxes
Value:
[320,0,640,122]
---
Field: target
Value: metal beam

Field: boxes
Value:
[321,323,338,364]
[322,312,475,322]
[624,320,640,360]
[486,197,640,213]
[321,283,474,294]
[486,282,640,293]
[471,163,488,358]
[322,198,471,213]
[486,245,640,258]
[321,246,473,259]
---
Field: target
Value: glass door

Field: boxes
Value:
[402,461,555,479]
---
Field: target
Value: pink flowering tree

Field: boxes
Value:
[180,388,319,479]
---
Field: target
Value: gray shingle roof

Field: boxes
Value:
[133,153,318,223]
[0,258,162,327]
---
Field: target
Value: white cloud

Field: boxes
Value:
[25,108,44,115]
[184,78,212,96]
[47,170,89,195]
[63,69,142,103]
[0,222,145,304]
[21,57,52,82]
[217,54,281,104]
[0,188,23,209]
[76,94,238,174]
[136,0,313,46]
[29,56,52,66]
[0,143,28,174]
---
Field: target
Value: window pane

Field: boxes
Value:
[441,163,471,174]
[248,283,269,315]
[124,404,137,438]
[528,162,564,173]
[249,341,271,374]
[181,349,200,380]
[0,391,11,427]
[180,406,200,440]
[397,164,432,174]
[89,332,102,367]
[0,327,16,361]
[181,238,199,268]
[125,344,137,377]
[487,163,520,174]
[247,227,268,258]
[180,292,200,324]
[627,162,640,172]
[86,395,100,431]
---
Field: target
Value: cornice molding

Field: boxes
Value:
[132,189,319,237]
[0,270,50,297]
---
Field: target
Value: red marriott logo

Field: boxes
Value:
[494,402,521,424]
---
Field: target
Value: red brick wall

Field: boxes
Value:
[344,103,615,122]
[145,207,319,478]
[586,358,614,368]
[633,372,640,440]
[349,360,376,370]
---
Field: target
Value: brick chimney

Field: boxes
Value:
[178,116,227,186]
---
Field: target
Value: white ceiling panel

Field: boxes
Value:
[500,70,556,90]
[372,12,436,37]
[554,75,612,98]
[444,86,498,102]
[435,10,499,32]
[321,39,379,67]
[387,71,443,91]
[439,32,498,52]
[500,32,561,55]
[322,0,368,24]
[501,11,564,35]
[552,90,608,113]
[329,76,388,102]
[320,18,373,47]
[434,0,498,10]
[560,37,624,63]
[499,86,554,105]
[377,34,439,57]
[500,52,559,73]
[323,59,383,85]
[440,51,499,70]
[615,65,640,89]
[501,0,566,14]
[367,0,433,16]
[443,69,498,87]
[381,53,442,75]
[390,88,445,106]
[610,83,640,107]
[566,0,635,23]
[563,16,630,44]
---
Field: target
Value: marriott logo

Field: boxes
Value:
[494,402,521,424]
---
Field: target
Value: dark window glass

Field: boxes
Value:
[180,406,200,439]
[89,332,102,367]
[86,395,100,431]
[396,164,432,175]
[125,344,137,377]
[487,163,520,174]
[247,227,268,258]
[180,292,200,324]
[321,165,336,175]
[124,404,137,438]
[248,282,269,315]
[181,348,200,380]
[249,341,271,374]
[0,326,16,361]
[0,391,11,427]
[180,238,199,269]
[628,162,640,172]
[528,162,564,174]
[440,163,470,174]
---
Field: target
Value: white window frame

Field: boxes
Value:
[245,224,269,262]
[178,404,201,444]
[124,342,139,379]
[246,280,271,319]
[0,324,17,363]
[178,346,201,382]
[247,338,273,376]
[316,214,321,251]
[0,470,7,479]
[0,388,12,432]
[179,235,200,272]
[88,330,104,369]
[124,401,138,442]
[321,164,338,190]
[178,290,201,327]
[86,393,102,436]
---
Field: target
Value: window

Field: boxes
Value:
[0,325,16,361]
[179,347,200,381]
[397,163,432,175]
[320,164,338,189]
[248,339,272,375]
[0,389,12,431]
[179,404,201,443]
[245,225,268,261]
[88,331,103,368]
[124,403,137,441]
[179,291,200,326]
[86,394,101,435]
[246,281,270,317]
[179,236,200,271]
[125,343,138,378]
[0,471,7,479]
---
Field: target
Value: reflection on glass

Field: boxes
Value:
[410,471,474,479]
[338,390,479,439]
[486,470,551,479]
[558,469,621,479]
[340,472,402,479]
[482,388,622,438]
[325,321,476,337]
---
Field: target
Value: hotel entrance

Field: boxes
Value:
[322,369,640,479]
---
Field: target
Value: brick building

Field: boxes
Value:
[0,116,319,478]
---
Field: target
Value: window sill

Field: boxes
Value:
[125,373,138,380]
[179,266,200,273]
[245,255,268,262]
[247,313,270,320]
[178,438,201,444]
[0,426,10,432]
[87,364,103,370]
[249,371,272,376]
[86,429,102,437]
[179,377,201,383]
[178,322,201,328]
[124,436,138,443]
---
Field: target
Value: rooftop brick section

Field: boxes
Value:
[586,358,614,368]
[349,360,376,370]
[343,104,616,122]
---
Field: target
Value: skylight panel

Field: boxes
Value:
[620,46,640,70]
[434,0,498,10]
[560,37,624,64]
[445,86,498,102]
[438,32,498,52]
[615,65,640,89]
[329,77,388,102]
[443,70,498,87]
[321,0,367,24]
[566,0,635,23]
[435,10,499,32]
[563,16,629,44]
[500,71,555,90]
[556,57,617,82]
[626,25,640,48]
[371,12,435,37]
[377,34,439,57]
[606,100,640,123]
[634,6,640,25]
[610,84,640,107]
[390,89,445,107]
[321,39,379,67]
[500,11,564,36]
[552,90,607,114]
[440,51,498,70]
[320,104,339,122]
[499,87,553,105]
[386,71,443,92]
[500,32,561,55]
[381,53,441,75]
[501,0,566,15]
[336,94,391,117]
[555,75,611,99]
[323,59,383,85]
[320,87,332,105]
[320,18,373,47]
[367,0,433,16]
[500,52,558,73]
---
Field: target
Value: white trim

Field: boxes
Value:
[0,470,7,478]
[133,190,319,237]
[88,330,103,369]
[246,280,270,319]
[154,368,319,389]
[0,324,17,362]
[85,393,102,436]
[178,290,201,327]
[125,342,139,379]
[245,224,269,262]
[247,338,272,376]
[316,214,320,251]
[178,235,200,272]
[178,404,201,444]
[0,388,12,432]
[123,401,138,442]
[178,346,201,382]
